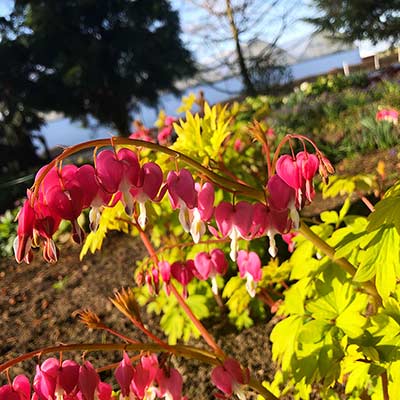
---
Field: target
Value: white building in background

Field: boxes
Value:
[37,32,361,152]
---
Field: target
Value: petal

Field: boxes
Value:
[232,201,254,237]
[95,150,123,193]
[194,252,212,280]
[197,182,214,221]
[267,175,295,211]
[276,155,302,190]
[140,163,163,200]
[13,375,31,400]
[79,361,99,400]
[210,249,228,276]
[211,366,233,396]
[214,202,233,237]
[115,352,134,397]
[60,360,79,395]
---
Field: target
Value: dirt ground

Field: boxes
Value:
[1,147,399,399]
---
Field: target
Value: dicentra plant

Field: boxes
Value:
[2,102,400,400]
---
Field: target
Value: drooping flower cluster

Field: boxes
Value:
[14,142,329,296]
[0,354,186,400]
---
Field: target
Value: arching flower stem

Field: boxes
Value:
[0,343,218,374]
[31,138,265,204]
[136,223,225,357]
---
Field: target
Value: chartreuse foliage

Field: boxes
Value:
[267,188,400,399]
[171,102,231,164]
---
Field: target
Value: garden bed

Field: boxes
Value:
[1,147,400,399]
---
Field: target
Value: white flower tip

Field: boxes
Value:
[245,274,257,297]
[211,277,218,295]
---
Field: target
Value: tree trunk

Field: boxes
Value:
[225,0,257,96]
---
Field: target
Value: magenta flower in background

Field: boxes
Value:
[376,108,399,124]
[157,126,173,145]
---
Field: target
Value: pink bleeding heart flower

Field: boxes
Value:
[282,231,298,253]
[189,182,215,243]
[95,148,140,215]
[157,126,173,146]
[40,165,86,244]
[237,250,262,297]
[275,154,304,210]
[78,361,100,400]
[145,267,160,295]
[164,116,177,127]
[275,155,302,193]
[214,201,253,261]
[129,123,153,142]
[170,260,195,299]
[97,382,112,400]
[167,170,197,232]
[211,358,249,400]
[276,151,319,209]
[194,249,228,294]
[268,174,299,229]
[267,208,293,258]
[13,198,35,264]
[30,191,62,264]
[296,151,319,204]
[131,355,159,399]
[156,368,183,400]
[233,138,244,152]
[130,162,163,229]
[33,358,79,400]
[115,352,134,398]
[0,375,31,400]
[249,203,270,239]
[159,261,171,296]
[75,164,113,231]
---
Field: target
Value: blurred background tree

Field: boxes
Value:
[307,0,400,44]
[0,39,44,174]
[182,0,298,95]
[0,0,195,174]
